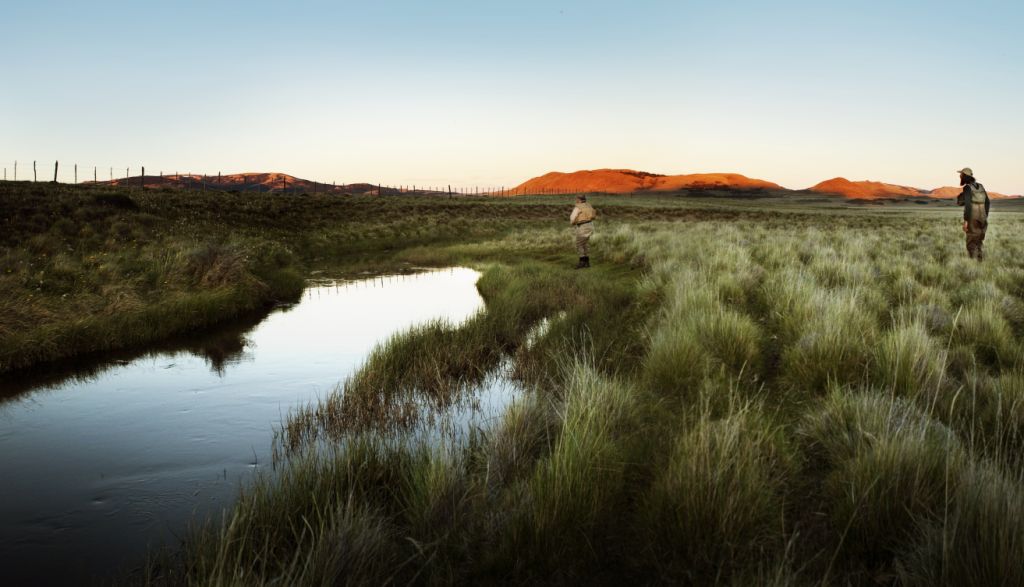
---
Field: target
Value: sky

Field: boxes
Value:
[3,0,1023,192]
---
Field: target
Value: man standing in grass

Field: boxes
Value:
[956,167,990,261]
[570,194,596,269]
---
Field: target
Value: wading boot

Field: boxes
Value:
[582,256,590,268]
[575,257,586,269]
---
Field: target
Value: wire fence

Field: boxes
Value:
[0,159,588,197]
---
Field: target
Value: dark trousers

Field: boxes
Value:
[966,218,987,260]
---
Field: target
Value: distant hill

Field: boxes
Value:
[926,186,1017,200]
[512,169,783,194]
[810,177,1019,200]
[92,173,430,195]
[809,178,926,199]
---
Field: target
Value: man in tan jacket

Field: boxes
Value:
[569,194,596,269]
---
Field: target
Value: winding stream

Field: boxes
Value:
[0,267,517,584]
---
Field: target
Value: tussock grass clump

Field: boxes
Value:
[940,371,1024,463]
[400,444,473,548]
[643,320,709,395]
[173,439,409,586]
[484,394,560,491]
[984,372,1024,457]
[641,407,792,580]
[520,364,644,569]
[897,463,1024,587]
[696,307,764,376]
[871,321,948,397]
[643,282,764,396]
[954,300,1020,368]
[800,391,966,572]
[779,288,880,393]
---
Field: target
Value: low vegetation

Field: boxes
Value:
[5,181,1024,584]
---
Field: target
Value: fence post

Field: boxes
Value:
[53,161,58,183]
[13,160,16,181]
[141,166,145,189]
[94,167,97,183]
[74,164,77,184]
[33,160,37,182]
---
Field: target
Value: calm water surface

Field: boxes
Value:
[0,268,516,585]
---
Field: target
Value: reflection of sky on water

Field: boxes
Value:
[0,267,500,584]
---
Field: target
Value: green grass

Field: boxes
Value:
[7,181,1024,584]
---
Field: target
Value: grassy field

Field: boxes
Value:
[0,182,584,373]
[4,182,1024,584]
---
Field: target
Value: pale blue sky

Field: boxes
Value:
[3,1,1022,192]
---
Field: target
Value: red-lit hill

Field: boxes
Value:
[809,178,925,199]
[512,169,783,194]
[927,186,1017,200]
[810,178,1019,200]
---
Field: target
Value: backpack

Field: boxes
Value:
[960,183,988,205]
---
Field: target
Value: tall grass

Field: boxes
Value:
[24,185,1018,584]
[641,406,793,581]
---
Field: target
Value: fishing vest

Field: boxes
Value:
[574,203,596,224]
[959,182,988,205]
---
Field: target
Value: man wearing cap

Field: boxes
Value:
[956,167,990,261]
[569,194,596,269]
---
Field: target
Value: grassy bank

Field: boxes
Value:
[2,181,786,374]
[0,182,576,372]
[0,184,306,372]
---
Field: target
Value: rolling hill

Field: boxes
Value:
[512,169,783,194]
[94,173,418,195]
[809,177,1018,200]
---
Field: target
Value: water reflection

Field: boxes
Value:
[0,267,507,584]
[0,310,265,400]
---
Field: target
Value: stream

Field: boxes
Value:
[0,267,519,584]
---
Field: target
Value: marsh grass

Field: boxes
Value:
[641,405,793,581]
[16,183,1023,584]
[898,462,1024,586]
[519,365,644,568]
[799,391,966,575]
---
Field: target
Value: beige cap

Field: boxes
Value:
[957,167,974,176]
